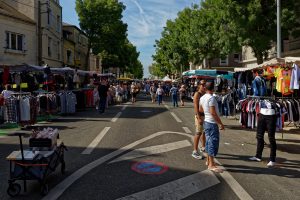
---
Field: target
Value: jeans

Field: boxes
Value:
[255,114,277,162]
[172,94,178,107]
[204,121,220,157]
[158,95,162,105]
[99,97,107,113]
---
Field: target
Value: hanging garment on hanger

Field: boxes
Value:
[290,63,300,90]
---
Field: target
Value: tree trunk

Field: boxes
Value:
[255,51,264,64]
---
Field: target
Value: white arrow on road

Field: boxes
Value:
[116,170,220,200]
[109,140,191,164]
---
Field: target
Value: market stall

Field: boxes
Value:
[234,57,300,131]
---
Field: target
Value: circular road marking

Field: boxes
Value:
[131,160,168,175]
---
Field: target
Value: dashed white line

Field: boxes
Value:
[121,105,128,111]
[170,112,182,123]
[164,105,169,109]
[111,112,122,122]
[182,127,192,134]
[81,127,111,155]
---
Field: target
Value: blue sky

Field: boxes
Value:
[61,0,199,77]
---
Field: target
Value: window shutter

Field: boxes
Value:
[23,35,27,51]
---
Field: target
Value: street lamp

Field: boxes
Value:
[277,0,281,58]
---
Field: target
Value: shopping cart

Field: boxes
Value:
[6,132,67,197]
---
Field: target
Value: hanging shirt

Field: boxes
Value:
[274,67,292,95]
[290,64,300,90]
[20,97,31,121]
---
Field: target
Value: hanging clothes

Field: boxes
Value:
[274,67,293,95]
[290,63,300,90]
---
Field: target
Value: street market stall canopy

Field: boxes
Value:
[182,69,234,80]
[0,64,44,72]
[162,76,172,82]
[234,57,300,72]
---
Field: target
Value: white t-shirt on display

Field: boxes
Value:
[199,93,219,124]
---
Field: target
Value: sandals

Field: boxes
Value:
[208,166,223,173]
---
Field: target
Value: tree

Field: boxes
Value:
[214,0,300,64]
[75,0,128,69]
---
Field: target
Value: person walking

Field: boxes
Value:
[169,84,179,107]
[131,82,138,103]
[192,80,207,159]
[179,85,187,106]
[199,82,224,173]
[98,79,109,114]
[150,84,156,103]
[156,85,164,105]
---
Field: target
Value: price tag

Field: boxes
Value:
[60,84,64,87]
[12,84,17,89]
[39,84,43,88]
[20,83,28,89]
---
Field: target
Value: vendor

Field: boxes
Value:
[0,84,14,99]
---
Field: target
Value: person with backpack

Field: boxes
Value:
[169,84,179,107]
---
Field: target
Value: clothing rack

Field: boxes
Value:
[246,95,275,99]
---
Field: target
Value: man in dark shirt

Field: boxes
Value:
[98,79,109,113]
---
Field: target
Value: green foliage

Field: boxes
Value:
[152,0,300,76]
[75,0,143,75]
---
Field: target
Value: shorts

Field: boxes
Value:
[194,116,204,134]
[204,121,220,157]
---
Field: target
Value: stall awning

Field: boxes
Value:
[285,57,300,63]
[183,69,234,79]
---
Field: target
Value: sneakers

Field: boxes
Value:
[192,151,203,159]
[249,156,262,162]
[267,161,276,167]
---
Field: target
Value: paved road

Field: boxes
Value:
[0,95,299,200]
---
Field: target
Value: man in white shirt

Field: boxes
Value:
[199,82,224,173]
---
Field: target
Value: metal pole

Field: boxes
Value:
[277,0,281,58]
[38,1,42,65]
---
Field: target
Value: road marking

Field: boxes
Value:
[164,105,169,109]
[116,170,220,200]
[215,161,254,200]
[111,112,122,122]
[170,112,182,123]
[182,127,192,134]
[109,140,191,164]
[81,127,111,155]
[121,105,128,111]
[42,131,251,200]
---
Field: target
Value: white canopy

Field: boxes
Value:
[162,76,172,82]
[284,57,300,63]
[234,57,289,72]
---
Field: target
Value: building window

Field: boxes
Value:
[5,31,24,51]
[220,56,228,65]
[48,37,52,57]
[57,15,61,32]
[47,9,53,26]
[67,50,72,64]
[234,53,240,62]
[57,41,60,60]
